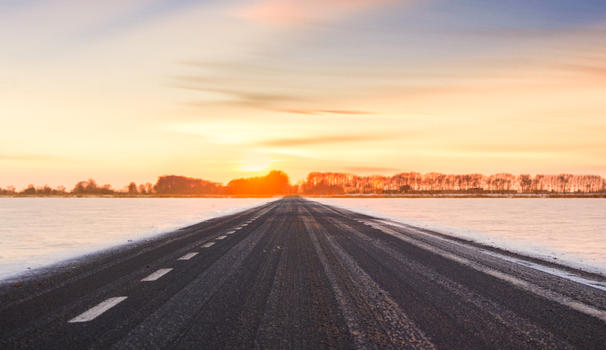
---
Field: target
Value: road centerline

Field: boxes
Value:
[141,268,173,282]
[178,252,198,260]
[68,297,128,323]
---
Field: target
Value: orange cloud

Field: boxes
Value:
[279,108,372,115]
[259,134,393,147]
[234,0,397,26]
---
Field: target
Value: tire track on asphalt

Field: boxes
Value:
[301,205,436,350]
[253,203,351,349]
[323,214,575,349]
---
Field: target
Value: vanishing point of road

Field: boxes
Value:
[1,197,605,349]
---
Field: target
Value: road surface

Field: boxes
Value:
[1,197,605,349]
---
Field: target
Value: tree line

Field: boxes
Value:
[302,172,606,194]
[0,170,294,196]
[152,171,294,195]
[2,170,605,196]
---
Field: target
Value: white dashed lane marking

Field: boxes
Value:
[216,235,227,240]
[226,230,236,234]
[202,242,215,248]
[141,268,173,282]
[69,297,128,323]
[178,252,198,260]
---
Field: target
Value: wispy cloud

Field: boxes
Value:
[456,142,606,154]
[278,109,372,115]
[259,134,389,147]
[183,86,299,103]
[172,72,305,110]
[173,74,372,114]
[173,67,376,114]
[233,0,397,26]
[0,154,63,161]
[557,62,606,78]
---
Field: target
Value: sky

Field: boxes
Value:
[2,0,606,189]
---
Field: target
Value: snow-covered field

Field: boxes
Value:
[2,197,604,280]
[313,198,606,275]
[0,198,275,280]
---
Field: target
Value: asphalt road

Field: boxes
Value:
[1,197,605,349]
